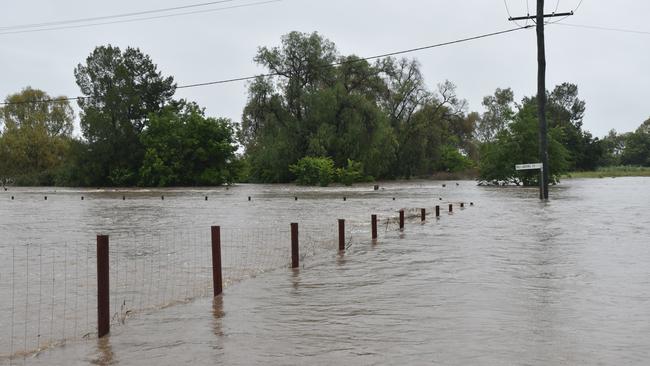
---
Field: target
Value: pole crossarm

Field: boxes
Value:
[509,12,573,21]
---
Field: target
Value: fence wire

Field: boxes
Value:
[0,205,459,361]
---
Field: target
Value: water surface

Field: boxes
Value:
[1,178,649,365]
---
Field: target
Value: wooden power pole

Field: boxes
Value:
[509,0,573,200]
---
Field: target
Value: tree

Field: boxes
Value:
[476,88,514,143]
[379,57,430,129]
[392,80,473,177]
[479,96,569,185]
[600,129,628,166]
[139,101,238,186]
[242,32,480,182]
[254,31,338,122]
[0,87,73,185]
[546,83,603,170]
[621,118,650,166]
[242,32,398,182]
[74,45,176,186]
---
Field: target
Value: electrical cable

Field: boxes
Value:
[0,0,250,31]
[0,0,282,36]
[553,0,561,14]
[546,0,584,25]
[503,0,529,29]
[553,22,650,35]
[0,26,532,105]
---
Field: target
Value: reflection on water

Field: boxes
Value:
[91,337,114,366]
[2,178,650,365]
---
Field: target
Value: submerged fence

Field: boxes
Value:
[0,202,471,362]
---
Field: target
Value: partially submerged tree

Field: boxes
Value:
[479,94,569,185]
[139,101,238,186]
[74,45,176,186]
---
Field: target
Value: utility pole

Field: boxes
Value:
[508,0,573,200]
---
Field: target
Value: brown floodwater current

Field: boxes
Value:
[1,178,650,365]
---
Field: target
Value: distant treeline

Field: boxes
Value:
[0,31,648,187]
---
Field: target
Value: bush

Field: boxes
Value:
[437,145,474,173]
[289,156,335,186]
[336,159,365,186]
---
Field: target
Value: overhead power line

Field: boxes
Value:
[545,0,585,25]
[553,22,650,35]
[0,0,282,36]
[0,0,252,31]
[178,26,533,89]
[0,26,532,106]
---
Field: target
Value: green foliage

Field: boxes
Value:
[600,129,628,166]
[476,87,514,142]
[139,101,238,186]
[546,83,604,171]
[437,145,474,173]
[289,156,335,186]
[242,32,480,183]
[478,100,569,185]
[74,45,176,186]
[621,118,650,166]
[0,88,74,185]
[0,36,631,188]
[336,159,365,186]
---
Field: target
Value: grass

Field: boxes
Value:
[562,166,650,179]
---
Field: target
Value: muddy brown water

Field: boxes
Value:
[1,178,650,365]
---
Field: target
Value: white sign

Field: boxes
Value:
[515,163,543,171]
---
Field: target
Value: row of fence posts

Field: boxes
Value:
[93,202,471,338]
[8,194,461,202]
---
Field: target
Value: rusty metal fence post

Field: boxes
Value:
[449,203,453,213]
[211,226,223,296]
[291,223,299,268]
[97,235,110,338]
[371,214,377,240]
[338,219,345,251]
[421,208,426,222]
[436,205,440,218]
[399,209,405,230]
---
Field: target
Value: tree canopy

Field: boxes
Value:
[241,31,477,183]
[0,33,647,187]
[0,87,74,185]
[139,101,239,186]
[74,45,177,186]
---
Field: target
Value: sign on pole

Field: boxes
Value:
[515,163,543,171]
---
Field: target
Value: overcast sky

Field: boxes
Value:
[1,0,648,137]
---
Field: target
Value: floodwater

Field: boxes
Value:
[1,178,650,365]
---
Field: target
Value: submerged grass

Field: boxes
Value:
[563,166,650,179]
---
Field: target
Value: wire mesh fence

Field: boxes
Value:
[0,204,464,361]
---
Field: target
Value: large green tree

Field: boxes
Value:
[241,32,481,183]
[390,80,475,177]
[0,87,73,185]
[242,32,399,182]
[479,96,569,185]
[74,45,176,186]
